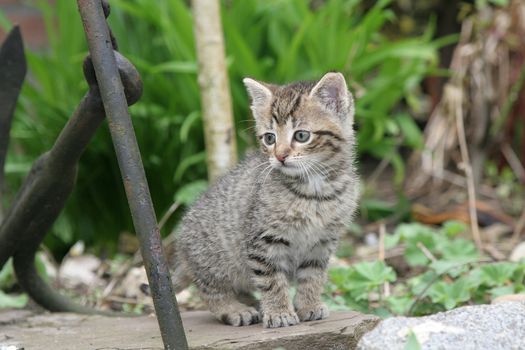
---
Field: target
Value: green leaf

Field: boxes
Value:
[403,231,435,267]
[0,291,28,309]
[347,261,396,291]
[427,278,471,310]
[179,111,201,143]
[404,331,422,350]
[396,113,423,148]
[328,267,349,290]
[429,259,473,278]
[150,60,198,74]
[479,262,518,287]
[437,238,479,261]
[408,270,436,295]
[384,232,400,249]
[489,285,515,298]
[173,152,207,182]
[0,259,15,289]
[386,295,413,315]
[174,180,208,206]
[440,221,467,237]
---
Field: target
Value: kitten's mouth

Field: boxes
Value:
[274,162,303,177]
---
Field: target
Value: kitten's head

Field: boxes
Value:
[243,72,355,178]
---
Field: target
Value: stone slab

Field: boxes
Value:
[0,310,379,350]
[357,301,525,350]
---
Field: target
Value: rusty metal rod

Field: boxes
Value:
[3,53,141,314]
[0,26,26,223]
[77,1,188,349]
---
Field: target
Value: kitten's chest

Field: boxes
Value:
[282,199,343,228]
[279,180,356,229]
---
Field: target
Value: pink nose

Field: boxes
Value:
[276,154,288,163]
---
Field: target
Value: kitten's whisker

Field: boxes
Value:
[297,161,308,182]
[299,159,328,179]
[241,125,257,133]
[261,166,274,187]
[257,164,273,183]
[250,161,271,174]
[306,162,323,180]
[305,159,335,178]
[249,162,272,195]
[306,160,330,178]
[300,159,313,184]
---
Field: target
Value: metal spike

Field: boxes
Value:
[0,26,27,222]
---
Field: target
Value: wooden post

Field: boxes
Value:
[192,0,237,181]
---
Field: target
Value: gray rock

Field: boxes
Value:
[358,302,525,350]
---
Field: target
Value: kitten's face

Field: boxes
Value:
[244,72,355,178]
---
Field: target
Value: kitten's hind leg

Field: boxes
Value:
[171,264,192,293]
[205,292,260,326]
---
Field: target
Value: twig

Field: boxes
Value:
[104,295,142,305]
[425,169,496,199]
[490,62,525,137]
[368,156,392,186]
[501,143,525,182]
[96,257,137,308]
[378,223,390,297]
[158,201,180,231]
[416,242,437,262]
[483,244,506,261]
[454,86,483,250]
[511,206,525,243]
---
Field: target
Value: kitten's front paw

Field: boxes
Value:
[296,302,329,322]
[219,306,260,326]
[262,310,300,328]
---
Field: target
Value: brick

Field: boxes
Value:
[0,1,53,49]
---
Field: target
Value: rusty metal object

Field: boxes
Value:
[77,1,188,349]
[0,26,26,222]
[0,52,141,314]
[0,51,140,267]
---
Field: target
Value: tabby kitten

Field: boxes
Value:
[170,72,359,328]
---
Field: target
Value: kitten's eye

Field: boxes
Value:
[294,130,311,143]
[263,133,276,146]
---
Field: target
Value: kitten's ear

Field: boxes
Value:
[243,78,273,113]
[309,72,353,121]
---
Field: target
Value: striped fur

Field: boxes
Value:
[170,72,359,328]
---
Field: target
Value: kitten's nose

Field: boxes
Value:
[276,153,288,164]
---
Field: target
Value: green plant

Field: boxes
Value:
[2,0,452,254]
[0,259,28,309]
[327,221,525,317]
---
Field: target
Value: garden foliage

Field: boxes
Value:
[1,0,452,252]
[327,221,525,317]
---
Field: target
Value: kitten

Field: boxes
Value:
[170,72,359,328]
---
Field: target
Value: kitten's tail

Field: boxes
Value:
[171,264,192,293]
[140,264,191,296]
[139,232,191,295]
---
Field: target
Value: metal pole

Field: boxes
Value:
[77,1,188,349]
[0,26,26,223]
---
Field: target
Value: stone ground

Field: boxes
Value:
[0,309,379,350]
[358,301,525,350]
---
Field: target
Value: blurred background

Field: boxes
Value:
[0,0,524,317]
